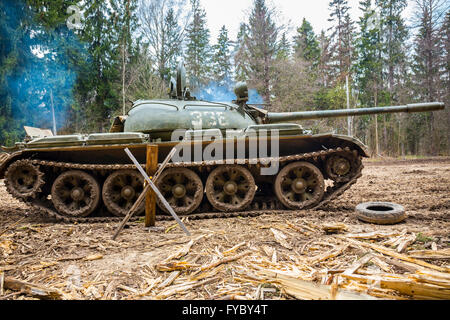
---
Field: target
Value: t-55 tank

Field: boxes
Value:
[0,63,445,222]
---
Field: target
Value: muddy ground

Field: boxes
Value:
[0,158,449,300]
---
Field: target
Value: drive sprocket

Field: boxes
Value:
[4,159,45,200]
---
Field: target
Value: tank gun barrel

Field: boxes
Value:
[265,102,445,123]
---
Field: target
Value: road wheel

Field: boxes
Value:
[206,165,256,212]
[156,168,203,215]
[274,161,324,210]
[51,170,100,217]
[102,170,145,217]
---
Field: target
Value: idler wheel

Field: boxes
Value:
[51,170,100,217]
[156,168,203,215]
[274,161,324,210]
[206,165,256,212]
[102,170,145,217]
[325,152,359,182]
[5,160,44,199]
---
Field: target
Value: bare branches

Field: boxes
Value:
[138,0,192,78]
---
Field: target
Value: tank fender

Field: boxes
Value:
[334,134,369,157]
[317,134,370,157]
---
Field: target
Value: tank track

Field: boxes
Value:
[5,147,363,224]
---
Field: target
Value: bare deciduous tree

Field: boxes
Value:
[138,0,192,80]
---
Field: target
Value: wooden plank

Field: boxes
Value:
[346,230,401,240]
[201,250,253,271]
[157,271,181,289]
[145,144,158,227]
[321,223,348,234]
[308,244,350,265]
[407,248,450,260]
[341,273,450,300]
[343,254,374,275]
[260,270,375,300]
[270,228,292,249]
[343,238,450,273]
[396,234,416,253]
[3,277,63,300]
[156,277,220,299]
[0,272,4,296]
[376,255,420,273]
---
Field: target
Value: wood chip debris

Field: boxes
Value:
[322,223,348,234]
[3,276,63,300]
[270,228,293,249]
[1,217,449,300]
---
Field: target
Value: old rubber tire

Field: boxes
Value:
[355,202,406,225]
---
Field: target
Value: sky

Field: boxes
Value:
[202,0,416,44]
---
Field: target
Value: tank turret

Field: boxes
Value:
[121,73,445,141]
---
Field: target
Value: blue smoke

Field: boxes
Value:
[194,82,264,105]
[1,0,83,140]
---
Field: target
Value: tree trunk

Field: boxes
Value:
[122,43,126,116]
[374,89,379,157]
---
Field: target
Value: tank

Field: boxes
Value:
[0,63,445,222]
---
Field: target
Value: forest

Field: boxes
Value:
[0,0,449,156]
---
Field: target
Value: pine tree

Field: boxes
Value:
[293,18,320,65]
[163,8,183,78]
[355,0,383,107]
[110,0,140,115]
[212,25,232,86]
[0,0,34,145]
[378,0,409,101]
[328,0,354,83]
[276,32,291,60]
[185,0,211,89]
[354,0,384,154]
[440,12,450,152]
[234,23,250,82]
[412,0,446,102]
[0,0,83,139]
[441,11,450,103]
[246,0,279,103]
[411,0,447,154]
[79,0,120,131]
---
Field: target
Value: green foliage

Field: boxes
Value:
[276,33,291,61]
[325,85,347,110]
[162,8,183,80]
[234,23,250,82]
[185,0,211,89]
[0,0,448,157]
[271,57,317,112]
[293,18,320,64]
[245,0,279,102]
[212,25,232,86]
[415,233,435,243]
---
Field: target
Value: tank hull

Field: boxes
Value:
[0,132,368,175]
[0,132,367,221]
